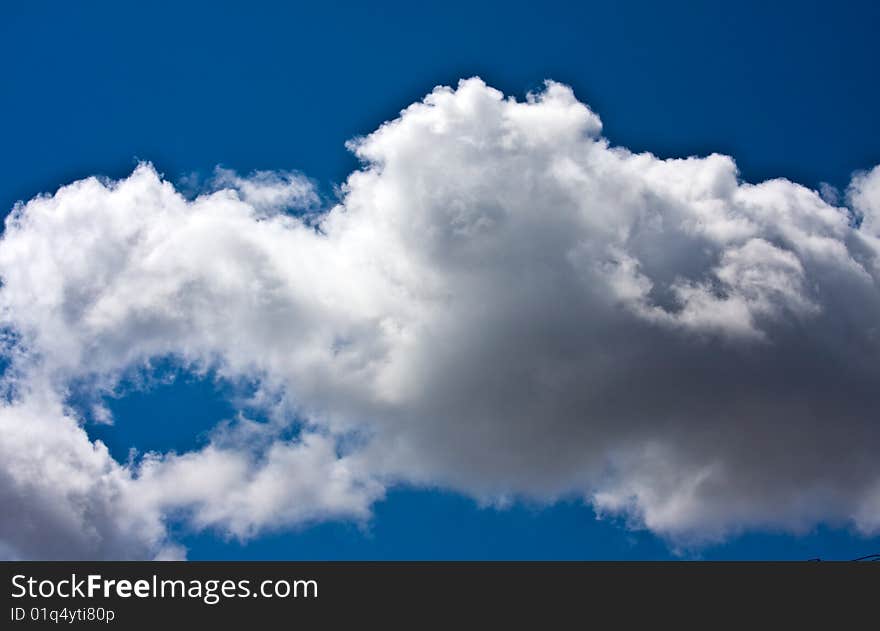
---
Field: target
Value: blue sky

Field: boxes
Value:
[2,1,880,560]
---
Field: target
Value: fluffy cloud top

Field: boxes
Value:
[2,78,880,558]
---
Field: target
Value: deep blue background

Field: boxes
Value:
[2,0,879,559]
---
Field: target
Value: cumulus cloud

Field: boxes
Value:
[209,167,319,214]
[0,392,168,559]
[2,78,880,558]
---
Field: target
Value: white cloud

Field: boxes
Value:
[2,78,880,558]
[0,393,166,559]
[210,167,319,215]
